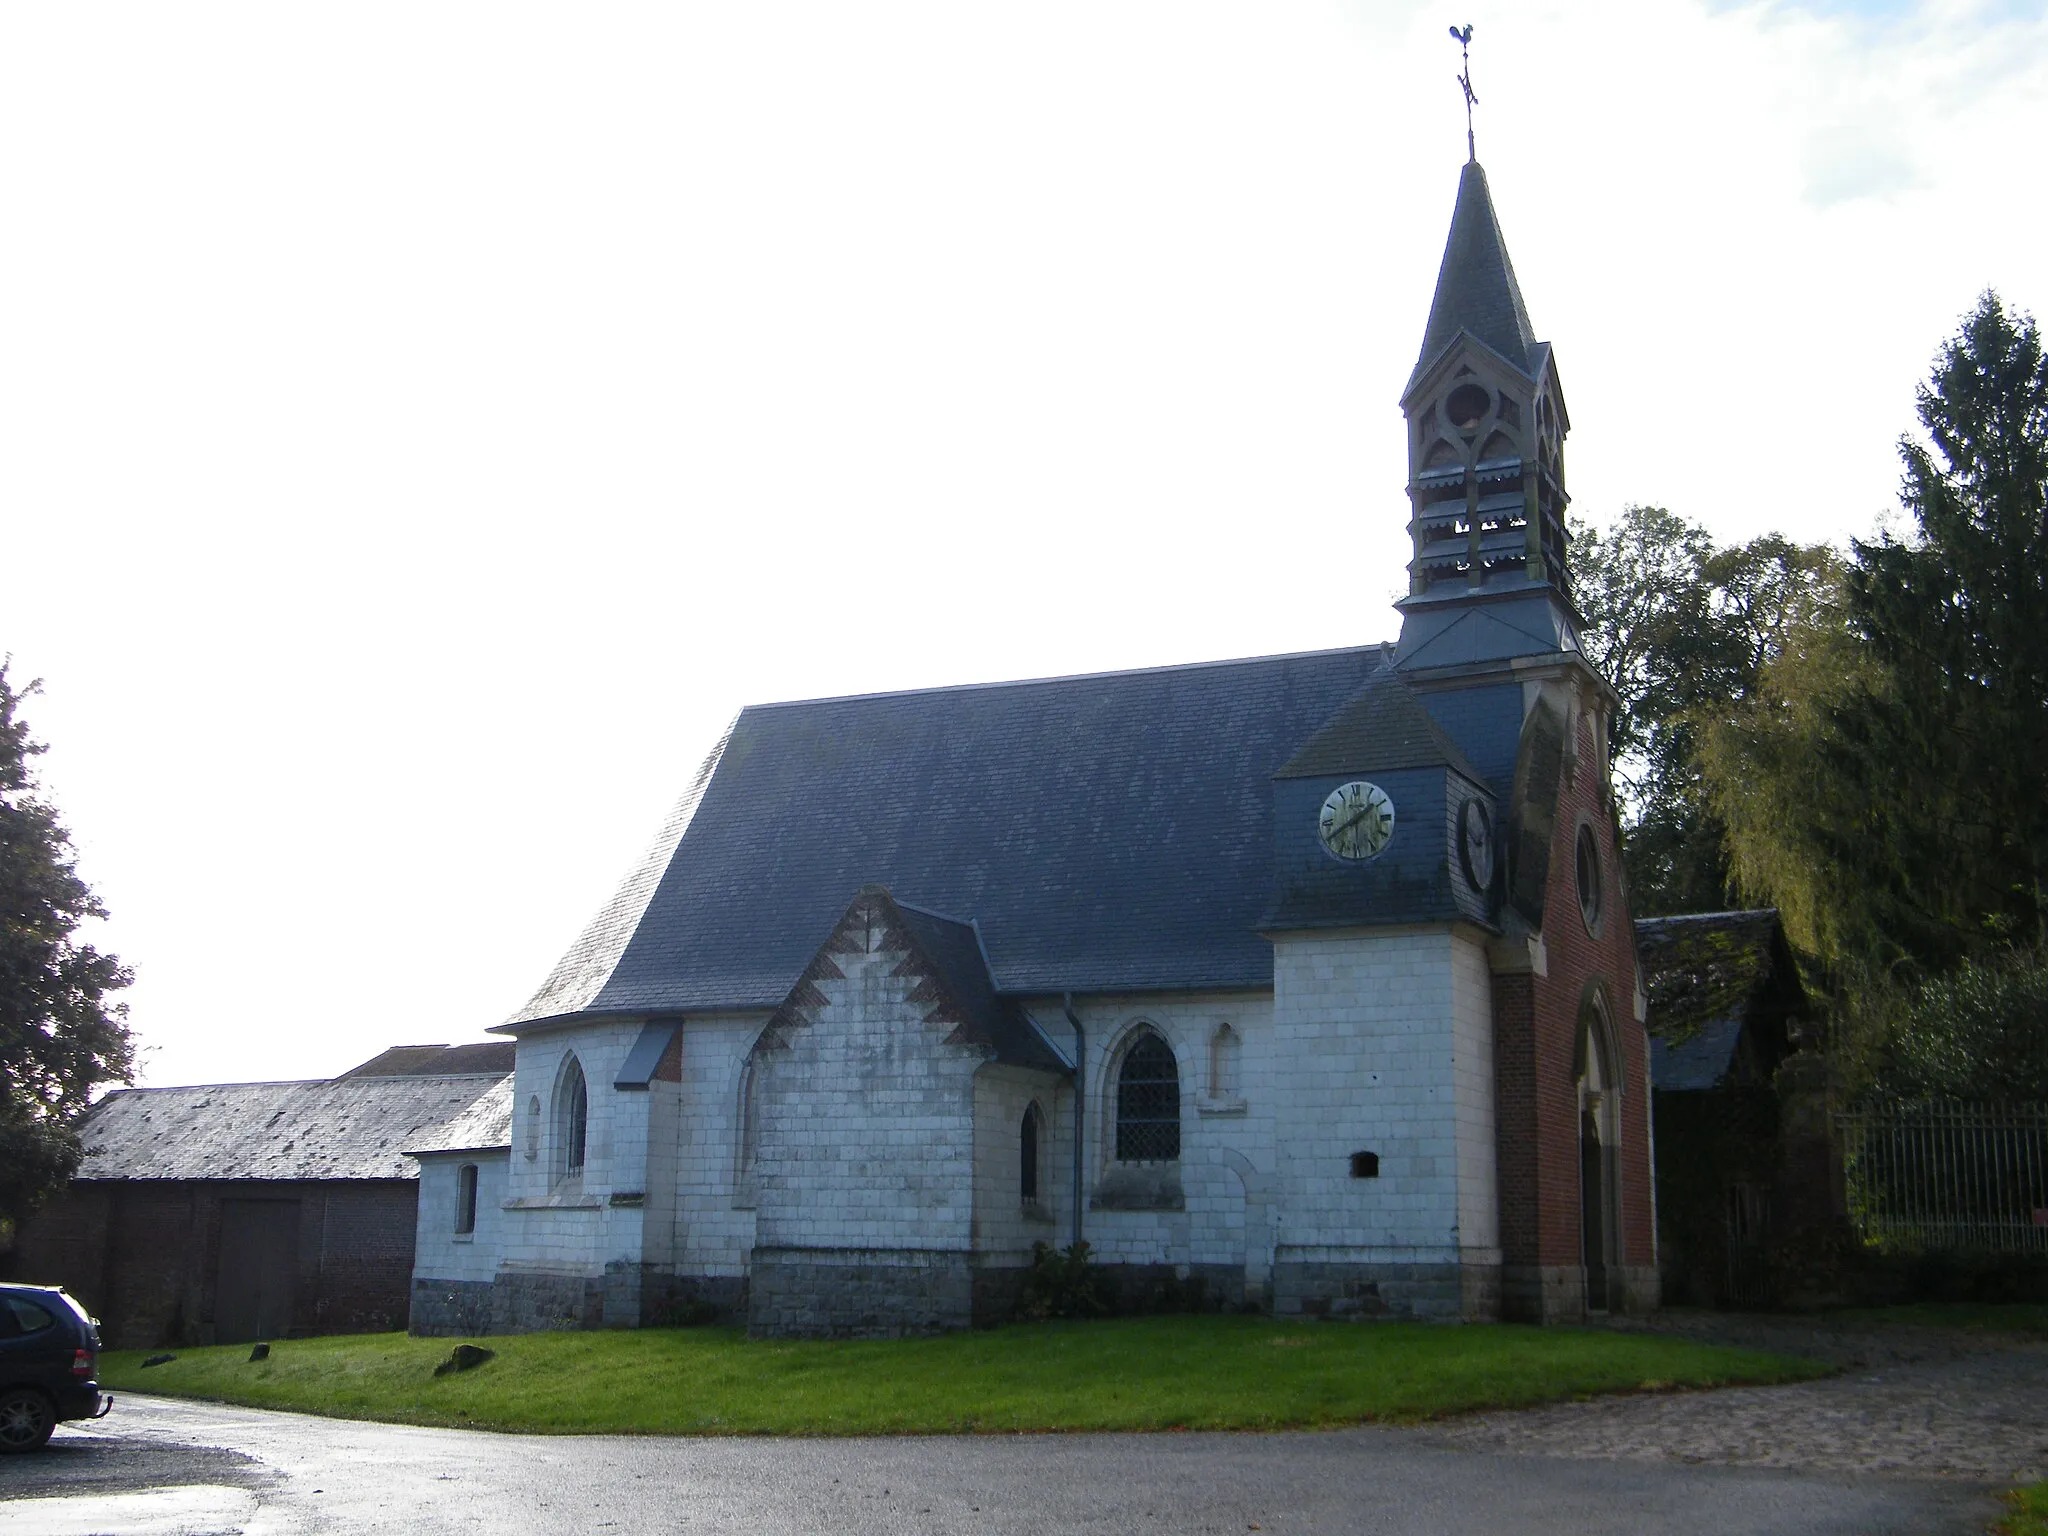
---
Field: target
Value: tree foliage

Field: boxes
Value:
[1706,296,2048,966]
[1572,506,1835,916]
[0,661,134,1229]
[1696,293,2048,1085]
[1875,948,2048,1101]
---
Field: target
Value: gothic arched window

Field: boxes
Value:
[455,1163,478,1235]
[556,1056,588,1180]
[1115,1028,1181,1163]
[1020,1103,1042,1203]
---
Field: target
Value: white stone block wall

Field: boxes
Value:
[453,932,1498,1324]
[1018,991,1274,1279]
[412,1150,508,1284]
[673,1013,765,1279]
[500,1018,651,1276]
[1450,933,1501,1262]
[752,939,983,1255]
[971,1065,1069,1264]
[1267,927,1470,1266]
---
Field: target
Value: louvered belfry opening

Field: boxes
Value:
[1115,1029,1181,1162]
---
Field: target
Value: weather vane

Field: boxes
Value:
[1450,23,1477,162]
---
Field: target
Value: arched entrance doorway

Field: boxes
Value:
[1577,995,1619,1314]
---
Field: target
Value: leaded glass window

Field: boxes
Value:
[1021,1103,1041,1202]
[558,1057,588,1178]
[1115,1029,1181,1162]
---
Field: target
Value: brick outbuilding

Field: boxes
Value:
[6,1046,509,1348]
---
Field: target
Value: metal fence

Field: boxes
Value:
[1837,1101,2048,1255]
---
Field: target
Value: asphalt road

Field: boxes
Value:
[0,1393,2000,1535]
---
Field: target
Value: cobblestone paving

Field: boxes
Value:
[1423,1314,2048,1484]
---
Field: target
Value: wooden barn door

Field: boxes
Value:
[215,1199,300,1343]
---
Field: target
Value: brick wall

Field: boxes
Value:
[1492,678,1659,1318]
[11,1178,418,1348]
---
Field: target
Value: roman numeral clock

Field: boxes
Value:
[1317,780,1395,861]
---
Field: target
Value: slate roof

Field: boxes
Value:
[74,1074,511,1181]
[403,1075,515,1156]
[1276,671,1485,783]
[1637,910,1808,1091]
[1636,910,1806,1040]
[892,898,1069,1073]
[507,644,1393,1025]
[337,1043,516,1078]
[1647,1015,1748,1094]
[1406,160,1540,397]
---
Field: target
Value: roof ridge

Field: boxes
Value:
[747,643,1390,712]
[102,1072,514,1096]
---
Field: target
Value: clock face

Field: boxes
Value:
[1318,781,1395,861]
[1460,797,1495,892]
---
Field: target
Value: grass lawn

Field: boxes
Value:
[99,1316,1829,1436]
[2000,1482,2048,1536]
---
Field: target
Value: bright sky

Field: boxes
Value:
[4,1,2043,1089]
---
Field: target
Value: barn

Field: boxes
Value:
[6,1045,510,1348]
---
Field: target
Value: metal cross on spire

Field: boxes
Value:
[1449,23,1477,162]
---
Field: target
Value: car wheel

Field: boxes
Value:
[0,1388,56,1453]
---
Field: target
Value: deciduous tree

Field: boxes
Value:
[0,661,134,1232]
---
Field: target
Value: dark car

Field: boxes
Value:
[0,1284,111,1452]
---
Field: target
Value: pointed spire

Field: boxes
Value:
[1404,160,1538,397]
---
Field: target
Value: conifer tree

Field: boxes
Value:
[1700,293,2048,1083]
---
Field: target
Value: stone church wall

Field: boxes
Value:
[1027,992,1277,1309]
[1267,928,1499,1320]
[745,918,989,1335]
[673,1013,767,1293]
[971,1066,1070,1264]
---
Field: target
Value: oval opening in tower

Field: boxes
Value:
[1445,383,1491,431]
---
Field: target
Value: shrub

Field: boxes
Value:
[1019,1241,1112,1320]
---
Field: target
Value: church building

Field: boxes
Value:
[408,154,1659,1338]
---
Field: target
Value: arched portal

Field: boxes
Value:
[1576,993,1620,1313]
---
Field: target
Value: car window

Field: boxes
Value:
[2,1297,56,1336]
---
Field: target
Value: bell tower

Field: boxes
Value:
[1394,159,1579,671]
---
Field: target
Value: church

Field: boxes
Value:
[406,152,1659,1338]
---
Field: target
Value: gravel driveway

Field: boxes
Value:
[1428,1312,2048,1485]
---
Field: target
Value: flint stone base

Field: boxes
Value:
[749,1247,971,1339]
[1273,1260,1500,1322]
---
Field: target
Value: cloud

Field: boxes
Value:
[1802,125,1923,204]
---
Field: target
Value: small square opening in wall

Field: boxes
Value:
[1350,1151,1380,1179]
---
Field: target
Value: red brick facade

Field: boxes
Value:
[1491,686,1656,1320]
[7,1179,418,1349]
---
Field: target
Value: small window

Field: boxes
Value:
[455,1164,479,1235]
[1576,825,1603,934]
[1020,1103,1042,1203]
[1115,1029,1181,1162]
[1350,1151,1381,1179]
